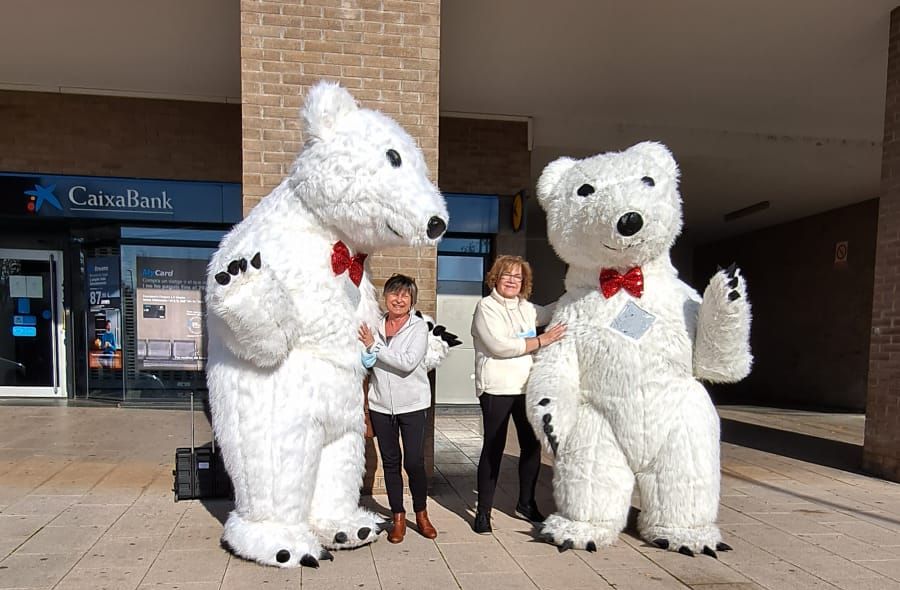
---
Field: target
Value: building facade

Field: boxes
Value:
[0,1,897,484]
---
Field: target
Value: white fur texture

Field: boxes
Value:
[527,141,752,554]
[206,81,448,567]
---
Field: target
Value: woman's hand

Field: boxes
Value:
[358,323,376,349]
[538,322,567,348]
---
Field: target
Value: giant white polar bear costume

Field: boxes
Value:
[205,81,448,568]
[527,142,752,557]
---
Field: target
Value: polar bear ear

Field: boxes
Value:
[302,81,359,141]
[629,141,680,180]
[536,157,577,206]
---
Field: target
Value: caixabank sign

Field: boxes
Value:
[0,172,242,224]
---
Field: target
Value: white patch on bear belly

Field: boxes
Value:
[607,300,656,341]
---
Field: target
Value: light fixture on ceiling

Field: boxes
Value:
[723,200,770,222]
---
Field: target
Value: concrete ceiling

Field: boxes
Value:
[0,0,894,243]
[0,0,241,102]
[441,0,895,243]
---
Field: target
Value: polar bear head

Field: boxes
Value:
[536,141,682,270]
[291,81,448,250]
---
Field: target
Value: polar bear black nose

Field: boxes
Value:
[617,212,643,237]
[427,216,447,239]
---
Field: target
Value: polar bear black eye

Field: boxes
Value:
[576,184,595,197]
[386,149,402,168]
[641,176,655,187]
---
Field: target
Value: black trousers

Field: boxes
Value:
[369,409,429,514]
[476,393,541,513]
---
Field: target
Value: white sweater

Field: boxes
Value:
[471,289,554,396]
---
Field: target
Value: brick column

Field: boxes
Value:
[864,6,900,482]
[240,0,441,493]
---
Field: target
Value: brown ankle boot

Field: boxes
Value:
[388,512,406,543]
[415,509,437,539]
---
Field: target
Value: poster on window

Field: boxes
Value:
[86,257,123,370]
[135,256,208,371]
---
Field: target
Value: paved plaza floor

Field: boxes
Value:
[0,402,898,589]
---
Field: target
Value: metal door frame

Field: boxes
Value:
[0,248,67,398]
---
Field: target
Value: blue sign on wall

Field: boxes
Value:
[12,326,36,338]
[85,256,121,307]
[13,315,36,326]
[0,172,242,224]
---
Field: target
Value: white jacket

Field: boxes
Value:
[366,312,431,414]
[471,289,554,396]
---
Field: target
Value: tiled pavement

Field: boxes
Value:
[0,403,898,589]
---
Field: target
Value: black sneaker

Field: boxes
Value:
[472,510,492,534]
[515,502,546,523]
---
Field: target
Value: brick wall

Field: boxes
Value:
[0,91,240,182]
[240,0,441,494]
[438,116,530,195]
[439,116,531,257]
[864,7,900,482]
[240,0,440,315]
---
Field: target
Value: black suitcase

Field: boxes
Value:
[173,391,233,501]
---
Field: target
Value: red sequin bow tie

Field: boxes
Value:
[331,241,368,287]
[599,267,644,298]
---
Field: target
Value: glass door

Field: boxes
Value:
[0,249,66,398]
[435,235,493,405]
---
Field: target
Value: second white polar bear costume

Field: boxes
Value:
[527,142,752,556]
[205,82,448,568]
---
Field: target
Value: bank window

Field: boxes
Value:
[437,234,492,296]
[119,244,215,403]
[438,237,491,255]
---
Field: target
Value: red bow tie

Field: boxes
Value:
[599,267,644,298]
[331,241,368,287]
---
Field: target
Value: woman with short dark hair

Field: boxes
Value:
[358,274,437,543]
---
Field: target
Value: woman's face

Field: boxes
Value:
[496,264,524,299]
[384,288,413,319]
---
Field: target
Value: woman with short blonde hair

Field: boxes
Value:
[485,255,534,299]
[470,255,566,533]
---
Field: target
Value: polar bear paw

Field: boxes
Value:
[532,398,562,456]
[213,252,261,287]
[694,262,753,382]
[713,263,747,304]
[538,513,619,552]
[641,523,730,558]
[315,508,383,550]
[414,311,462,371]
[222,512,324,568]
[208,251,295,367]
[703,263,751,332]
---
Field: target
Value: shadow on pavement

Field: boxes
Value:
[720,417,863,473]
[200,499,232,525]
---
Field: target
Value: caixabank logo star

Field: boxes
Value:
[24,183,63,214]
